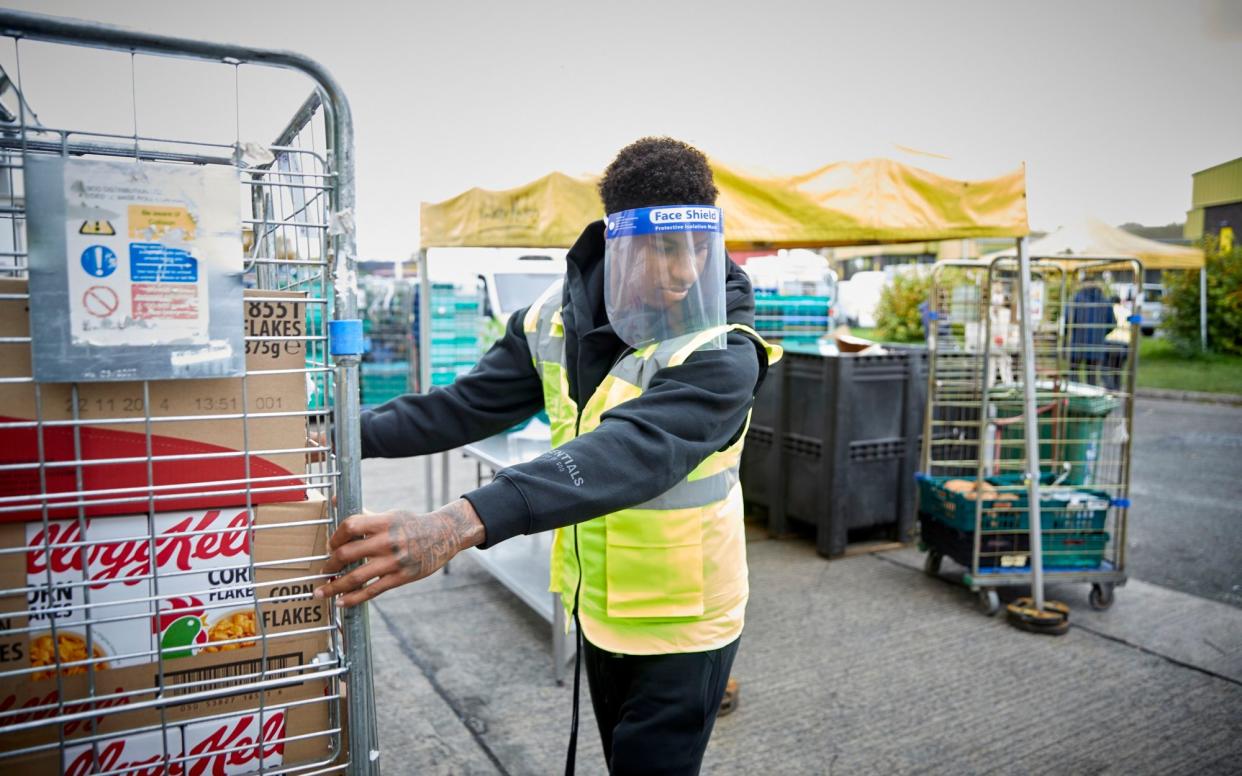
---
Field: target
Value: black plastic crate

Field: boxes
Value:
[782,432,912,548]
[740,356,786,514]
[740,347,928,556]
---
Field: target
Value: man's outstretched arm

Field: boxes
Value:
[359,308,545,458]
[316,331,768,606]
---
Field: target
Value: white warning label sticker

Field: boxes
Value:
[59,159,238,348]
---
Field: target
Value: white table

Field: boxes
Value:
[460,427,575,683]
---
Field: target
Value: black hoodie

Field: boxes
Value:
[359,220,769,547]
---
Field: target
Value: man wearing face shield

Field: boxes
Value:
[605,211,727,350]
[314,137,781,775]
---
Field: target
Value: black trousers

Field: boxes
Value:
[583,636,739,776]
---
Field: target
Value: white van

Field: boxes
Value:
[1139,284,1164,336]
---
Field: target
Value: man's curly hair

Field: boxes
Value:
[599,137,718,215]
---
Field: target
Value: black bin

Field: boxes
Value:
[741,346,927,557]
[739,358,784,513]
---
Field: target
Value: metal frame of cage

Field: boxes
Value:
[919,248,1137,614]
[0,10,378,775]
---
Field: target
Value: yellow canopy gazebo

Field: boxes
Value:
[982,217,1204,271]
[419,158,1030,250]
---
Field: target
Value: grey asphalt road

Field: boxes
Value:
[1127,397,1242,608]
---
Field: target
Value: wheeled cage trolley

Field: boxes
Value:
[0,10,379,775]
[918,252,1138,615]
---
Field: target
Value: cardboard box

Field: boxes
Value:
[0,495,330,691]
[0,637,336,774]
[0,280,313,521]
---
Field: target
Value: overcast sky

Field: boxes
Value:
[3,0,1241,258]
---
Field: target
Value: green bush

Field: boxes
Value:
[1162,238,1242,355]
[876,271,932,342]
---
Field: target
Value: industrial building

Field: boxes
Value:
[1186,156,1242,250]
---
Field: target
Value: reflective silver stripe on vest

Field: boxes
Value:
[607,329,714,388]
[528,280,565,368]
[633,468,738,510]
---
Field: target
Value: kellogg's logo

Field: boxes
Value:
[60,710,286,776]
[184,711,287,776]
[26,511,251,589]
[64,738,172,776]
[0,688,129,737]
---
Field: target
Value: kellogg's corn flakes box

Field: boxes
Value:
[0,495,327,681]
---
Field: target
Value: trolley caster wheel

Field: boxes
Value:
[977,589,1000,617]
[924,551,943,576]
[1088,583,1115,611]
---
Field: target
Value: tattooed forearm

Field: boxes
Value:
[443,499,487,549]
[387,499,485,581]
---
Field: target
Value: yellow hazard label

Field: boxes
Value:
[128,204,196,241]
[78,219,116,236]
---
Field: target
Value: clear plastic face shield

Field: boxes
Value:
[604,205,727,350]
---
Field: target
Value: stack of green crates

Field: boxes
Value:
[360,362,411,407]
[306,301,331,411]
[754,292,832,343]
[314,283,486,409]
[421,283,485,387]
[359,280,416,407]
[916,473,1113,569]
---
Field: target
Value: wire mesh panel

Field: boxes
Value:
[0,11,376,775]
[918,256,1136,605]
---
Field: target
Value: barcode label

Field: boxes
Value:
[161,651,303,697]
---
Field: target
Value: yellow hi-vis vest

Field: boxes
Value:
[523,280,783,655]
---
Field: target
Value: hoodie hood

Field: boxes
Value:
[560,220,754,404]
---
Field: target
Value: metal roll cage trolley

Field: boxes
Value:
[919,242,1138,629]
[0,9,379,775]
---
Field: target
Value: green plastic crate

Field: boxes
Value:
[1037,531,1110,569]
[918,512,1110,571]
[916,474,1111,533]
[977,530,1110,571]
